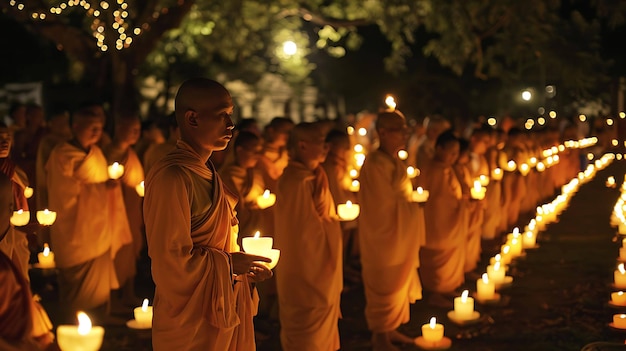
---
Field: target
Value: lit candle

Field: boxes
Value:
[615,263,626,288]
[412,187,429,203]
[406,166,419,179]
[348,179,360,192]
[478,175,489,187]
[337,201,360,221]
[522,231,537,248]
[614,314,626,329]
[349,169,359,178]
[500,245,512,265]
[505,160,517,172]
[421,317,444,344]
[354,153,366,167]
[612,291,626,306]
[519,163,530,176]
[242,231,273,257]
[476,273,495,300]
[133,299,153,328]
[470,180,486,200]
[135,181,145,197]
[37,243,55,268]
[536,161,546,172]
[354,144,364,153]
[107,162,125,180]
[508,237,522,257]
[36,209,57,226]
[453,290,474,320]
[487,262,505,285]
[256,190,276,210]
[491,168,503,181]
[264,249,281,269]
[385,95,397,111]
[10,209,30,226]
[57,312,105,351]
[397,150,408,160]
[607,176,616,188]
[23,186,33,199]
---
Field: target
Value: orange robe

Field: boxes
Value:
[47,142,132,311]
[256,147,288,239]
[420,160,466,294]
[274,162,343,351]
[142,140,177,175]
[0,164,30,279]
[322,153,358,244]
[454,164,483,273]
[482,148,503,240]
[359,150,424,332]
[104,147,145,288]
[144,140,255,351]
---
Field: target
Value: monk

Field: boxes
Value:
[415,116,451,170]
[142,114,179,175]
[47,107,132,314]
[144,78,271,351]
[501,128,527,228]
[359,111,425,351]
[482,128,504,240]
[103,116,145,305]
[274,122,343,351]
[420,131,467,306]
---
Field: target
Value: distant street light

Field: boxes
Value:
[282,40,298,56]
[521,90,532,101]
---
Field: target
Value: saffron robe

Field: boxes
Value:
[420,160,466,294]
[145,140,255,351]
[359,150,424,332]
[482,147,503,240]
[453,164,483,273]
[274,162,343,351]
[47,142,131,310]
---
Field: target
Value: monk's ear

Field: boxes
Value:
[185,110,198,127]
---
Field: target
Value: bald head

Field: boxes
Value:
[376,111,406,131]
[288,122,323,152]
[175,78,231,126]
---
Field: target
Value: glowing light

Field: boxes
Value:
[521,90,532,101]
[579,114,587,122]
[282,41,297,56]
[549,111,557,119]
[487,117,497,126]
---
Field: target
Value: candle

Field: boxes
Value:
[337,201,360,221]
[412,187,430,203]
[354,153,366,167]
[397,150,408,160]
[133,299,153,328]
[421,317,444,344]
[487,262,505,285]
[614,314,626,329]
[264,249,281,269]
[57,312,105,351]
[453,290,474,320]
[612,291,626,306]
[470,180,486,200]
[349,169,359,178]
[519,163,530,176]
[522,231,537,248]
[385,94,397,111]
[348,179,360,192]
[107,162,125,180]
[37,243,55,268]
[615,263,626,288]
[23,186,33,199]
[500,245,512,265]
[478,175,489,187]
[256,189,276,210]
[406,166,419,179]
[242,231,273,257]
[476,273,495,300]
[354,144,364,153]
[508,237,522,257]
[135,181,145,197]
[620,248,626,261]
[491,168,503,181]
[36,209,57,226]
[10,209,30,226]
[505,160,517,172]
[536,161,546,172]
[608,176,617,188]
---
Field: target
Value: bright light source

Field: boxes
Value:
[579,114,587,122]
[607,119,614,126]
[549,111,557,119]
[521,90,532,101]
[538,117,546,125]
[620,112,626,119]
[487,117,497,126]
[282,41,297,56]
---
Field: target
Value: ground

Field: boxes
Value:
[31,159,626,351]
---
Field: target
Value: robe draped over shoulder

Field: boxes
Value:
[274,162,343,351]
[219,164,267,239]
[358,150,424,332]
[144,140,244,351]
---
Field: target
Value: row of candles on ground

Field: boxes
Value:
[418,152,612,349]
[607,166,626,330]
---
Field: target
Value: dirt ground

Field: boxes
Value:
[32,160,626,351]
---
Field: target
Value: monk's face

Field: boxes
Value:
[116,120,141,145]
[0,128,11,158]
[436,140,460,167]
[378,118,409,155]
[236,139,262,169]
[192,90,235,152]
[299,130,329,165]
[73,117,103,148]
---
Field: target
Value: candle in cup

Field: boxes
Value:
[10,209,30,226]
[614,314,626,329]
[406,166,419,179]
[37,243,55,268]
[242,231,273,257]
[612,291,626,306]
[412,187,429,203]
[615,263,626,288]
[337,201,360,221]
[487,262,505,285]
[107,162,125,180]
[421,317,444,344]
[478,175,489,186]
[36,209,57,226]
[476,273,495,300]
[56,311,105,351]
[348,179,360,192]
[470,180,486,200]
[134,299,153,328]
[397,150,408,160]
[491,168,503,181]
[23,186,33,198]
[256,189,276,209]
[453,290,474,320]
[135,181,145,197]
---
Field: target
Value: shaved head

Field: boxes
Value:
[175,78,231,126]
[376,111,406,131]
[288,122,324,152]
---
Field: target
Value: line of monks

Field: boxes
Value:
[0,91,587,351]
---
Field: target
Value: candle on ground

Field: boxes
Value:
[614,314,626,329]
[476,273,495,300]
[612,291,626,306]
[135,181,145,197]
[487,262,505,285]
[616,263,626,288]
[470,180,486,200]
[10,209,30,227]
[453,290,474,320]
[23,186,33,198]
[421,317,444,344]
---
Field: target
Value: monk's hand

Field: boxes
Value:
[231,252,271,275]
[248,263,273,282]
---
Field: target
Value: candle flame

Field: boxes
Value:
[385,95,396,110]
[358,128,367,136]
[461,290,469,301]
[621,314,626,319]
[346,200,352,207]
[397,150,408,160]
[511,238,518,245]
[347,126,354,135]
[494,262,501,271]
[619,291,624,296]
[494,254,501,261]
[407,166,419,178]
[473,180,481,192]
[502,245,510,254]
[263,190,270,198]
[351,180,359,187]
[43,244,50,257]
[494,168,502,175]
[77,311,92,335]
[417,187,423,194]
[481,273,489,283]
[142,298,149,311]
[507,160,516,170]
[513,227,519,235]
[429,317,437,328]
[619,263,625,274]
[112,162,119,168]
[354,144,364,153]
[16,209,23,215]
[254,231,261,239]
[525,231,533,239]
